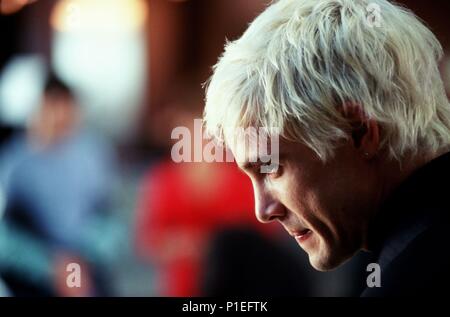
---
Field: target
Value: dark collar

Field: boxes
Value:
[367,151,450,269]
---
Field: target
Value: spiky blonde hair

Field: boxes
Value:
[204,0,450,161]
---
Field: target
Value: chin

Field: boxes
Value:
[307,243,349,272]
[309,255,336,272]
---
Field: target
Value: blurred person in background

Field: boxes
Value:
[0,73,117,296]
[135,80,281,296]
[137,1,277,297]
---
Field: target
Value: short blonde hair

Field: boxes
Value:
[203,0,450,161]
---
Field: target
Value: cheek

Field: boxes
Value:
[275,170,308,211]
[280,171,324,228]
[276,160,348,243]
[308,170,371,252]
[288,172,344,245]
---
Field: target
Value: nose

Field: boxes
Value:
[254,185,286,223]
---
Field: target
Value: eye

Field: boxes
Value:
[265,164,283,179]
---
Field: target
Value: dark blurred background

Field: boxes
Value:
[0,0,448,297]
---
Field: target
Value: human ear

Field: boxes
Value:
[339,102,380,158]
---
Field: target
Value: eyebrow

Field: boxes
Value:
[239,153,284,172]
[240,161,263,172]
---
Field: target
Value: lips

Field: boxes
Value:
[290,228,312,243]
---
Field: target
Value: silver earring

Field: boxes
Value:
[364,152,370,157]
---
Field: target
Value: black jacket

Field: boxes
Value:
[361,152,450,296]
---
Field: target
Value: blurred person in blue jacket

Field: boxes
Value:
[0,73,118,296]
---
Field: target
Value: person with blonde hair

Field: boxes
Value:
[204,0,450,296]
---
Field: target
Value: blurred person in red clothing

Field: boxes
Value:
[137,1,279,296]
[135,104,273,296]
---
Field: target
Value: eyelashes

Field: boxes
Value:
[266,165,283,179]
